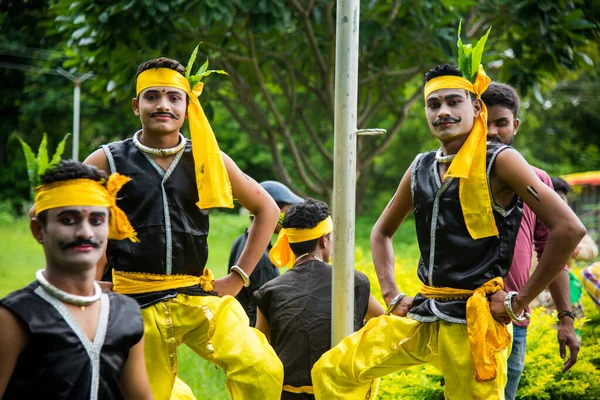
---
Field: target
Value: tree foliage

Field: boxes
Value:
[1,0,599,213]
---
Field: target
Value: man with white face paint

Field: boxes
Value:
[312,27,586,398]
[482,82,579,400]
[0,160,152,399]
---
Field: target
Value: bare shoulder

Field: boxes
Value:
[83,148,110,174]
[0,305,28,345]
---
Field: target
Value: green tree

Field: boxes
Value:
[33,1,600,210]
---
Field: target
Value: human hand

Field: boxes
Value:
[557,318,580,373]
[97,281,114,292]
[489,291,512,324]
[211,272,245,297]
[389,296,415,317]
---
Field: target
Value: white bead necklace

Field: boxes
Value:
[133,130,186,157]
[36,269,101,310]
[435,148,456,164]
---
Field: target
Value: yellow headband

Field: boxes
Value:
[423,65,497,239]
[35,174,138,242]
[136,68,233,209]
[269,216,333,268]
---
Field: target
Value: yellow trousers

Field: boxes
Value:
[311,315,511,399]
[141,294,283,400]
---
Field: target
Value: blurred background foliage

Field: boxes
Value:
[1,0,599,216]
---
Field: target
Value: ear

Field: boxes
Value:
[30,218,45,244]
[473,98,483,117]
[132,98,140,116]
[513,118,520,135]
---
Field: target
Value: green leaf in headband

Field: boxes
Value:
[457,20,491,83]
[185,43,229,93]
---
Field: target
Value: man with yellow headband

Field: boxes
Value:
[0,160,152,399]
[84,56,283,399]
[311,58,586,398]
[254,199,384,399]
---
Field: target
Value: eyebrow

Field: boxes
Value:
[144,89,184,96]
[57,210,108,217]
[426,93,465,104]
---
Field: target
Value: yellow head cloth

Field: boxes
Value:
[136,68,233,209]
[269,216,333,268]
[34,174,138,242]
[423,65,497,239]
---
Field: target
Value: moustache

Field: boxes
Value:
[149,112,180,120]
[59,238,100,250]
[433,117,462,127]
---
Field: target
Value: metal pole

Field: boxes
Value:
[56,68,93,161]
[73,78,81,161]
[331,0,360,345]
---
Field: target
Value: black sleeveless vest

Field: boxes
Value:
[103,138,210,276]
[408,142,523,322]
[1,281,144,399]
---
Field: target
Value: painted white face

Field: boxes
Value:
[133,86,187,136]
[35,206,109,272]
[425,88,479,142]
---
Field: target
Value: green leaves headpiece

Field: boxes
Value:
[185,44,228,91]
[457,21,491,83]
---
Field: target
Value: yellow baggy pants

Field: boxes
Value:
[141,294,284,400]
[311,315,510,399]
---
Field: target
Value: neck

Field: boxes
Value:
[439,133,469,156]
[295,251,326,265]
[43,264,96,297]
[139,129,181,149]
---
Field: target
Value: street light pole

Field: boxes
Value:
[56,68,93,161]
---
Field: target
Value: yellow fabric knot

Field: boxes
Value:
[136,68,233,209]
[34,173,138,242]
[269,216,333,268]
[421,277,511,382]
[112,269,215,294]
[423,65,497,240]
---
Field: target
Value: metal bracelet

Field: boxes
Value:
[504,291,530,323]
[231,265,250,288]
[385,292,406,316]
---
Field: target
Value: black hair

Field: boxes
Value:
[36,160,108,226]
[282,198,330,255]
[136,57,186,78]
[481,82,520,118]
[551,177,571,196]
[423,64,477,101]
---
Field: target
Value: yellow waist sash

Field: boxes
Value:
[420,277,511,382]
[283,385,314,394]
[112,269,214,294]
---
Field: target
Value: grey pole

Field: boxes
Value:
[331,0,360,345]
[56,68,93,161]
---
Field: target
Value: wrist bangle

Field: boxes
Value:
[557,310,575,321]
[231,265,250,288]
[504,291,530,323]
[385,293,406,316]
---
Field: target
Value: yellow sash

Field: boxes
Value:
[112,269,214,294]
[420,277,511,382]
[269,216,333,268]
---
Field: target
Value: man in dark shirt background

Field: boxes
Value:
[229,180,303,326]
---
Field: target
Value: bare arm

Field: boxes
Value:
[212,152,279,297]
[0,307,28,397]
[547,270,580,372]
[255,308,271,342]
[370,164,414,308]
[120,336,153,400]
[493,150,586,315]
[365,294,385,320]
